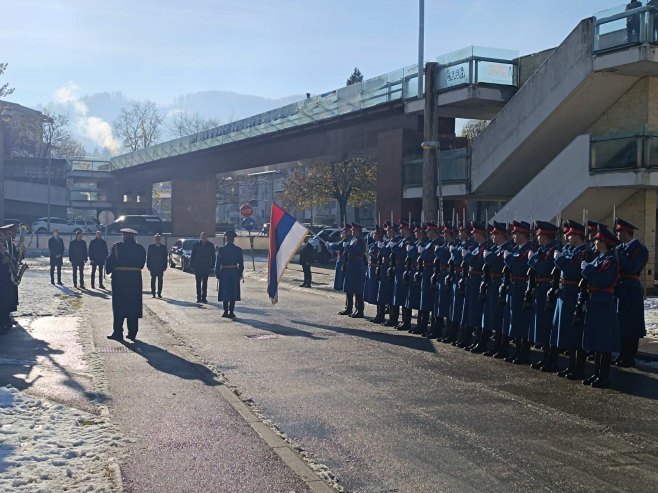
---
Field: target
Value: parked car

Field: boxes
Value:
[31,217,86,234]
[71,218,100,233]
[107,215,164,235]
[168,238,197,272]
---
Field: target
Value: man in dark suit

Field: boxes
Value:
[88,231,108,289]
[147,233,168,298]
[191,232,216,303]
[69,231,88,289]
[299,235,315,287]
[48,229,65,285]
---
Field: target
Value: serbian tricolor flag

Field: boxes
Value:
[267,204,309,304]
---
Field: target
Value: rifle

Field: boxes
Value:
[387,248,396,280]
[572,210,589,328]
[523,221,537,309]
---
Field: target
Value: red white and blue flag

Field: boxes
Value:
[267,203,309,304]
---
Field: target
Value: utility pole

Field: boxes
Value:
[421,62,439,222]
[0,124,5,223]
[418,0,425,98]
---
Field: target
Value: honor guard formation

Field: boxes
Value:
[0,224,244,343]
[327,217,649,389]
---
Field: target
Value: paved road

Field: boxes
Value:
[7,258,658,492]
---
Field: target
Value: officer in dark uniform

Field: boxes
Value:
[433,223,455,341]
[392,221,413,330]
[69,231,88,289]
[528,221,561,369]
[379,222,399,326]
[88,231,108,289]
[215,230,244,318]
[364,226,384,321]
[343,223,367,318]
[48,229,65,285]
[581,225,621,388]
[418,222,440,336]
[404,223,424,332]
[106,228,147,342]
[191,232,216,303]
[0,226,14,329]
[553,220,588,378]
[463,222,491,352]
[483,221,512,357]
[328,226,350,312]
[503,221,533,364]
[147,233,168,298]
[614,217,649,367]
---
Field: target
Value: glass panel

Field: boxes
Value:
[645,136,658,167]
[70,159,112,172]
[403,160,423,186]
[70,191,109,201]
[590,137,639,171]
[593,7,655,52]
[440,148,469,182]
[438,61,471,91]
[471,46,519,61]
[476,61,515,85]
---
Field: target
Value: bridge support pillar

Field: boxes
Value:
[376,129,405,223]
[171,177,216,237]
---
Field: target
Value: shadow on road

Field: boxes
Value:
[79,289,110,300]
[236,317,327,340]
[162,298,204,308]
[0,322,108,403]
[290,319,437,353]
[125,339,222,387]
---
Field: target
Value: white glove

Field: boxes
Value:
[503,250,511,259]
[483,250,491,258]
[554,250,563,259]
[527,250,533,259]
[406,245,413,252]
[418,246,425,254]
[581,261,589,270]
[461,247,469,256]
[378,241,385,248]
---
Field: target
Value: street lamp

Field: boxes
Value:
[418,0,425,98]
[421,140,442,224]
[42,116,54,233]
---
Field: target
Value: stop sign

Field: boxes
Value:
[240,204,254,217]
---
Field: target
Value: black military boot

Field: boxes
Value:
[384,305,399,327]
[350,296,365,318]
[427,315,443,339]
[532,344,550,370]
[370,305,385,324]
[589,352,611,388]
[483,332,500,357]
[513,339,531,365]
[397,308,411,331]
[540,346,560,372]
[492,335,510,359]
[583,352,601,385]
[411,311,427,334]
[469,331,490,354]
[338,294,354,315]
[558,352,576,378]
[567,349,587,380]
[441,320,458,344]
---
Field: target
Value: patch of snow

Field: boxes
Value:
[644,297,658,339]
[0,386,124,492]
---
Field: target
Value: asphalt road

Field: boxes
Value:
[7,258,658,492]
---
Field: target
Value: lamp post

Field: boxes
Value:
[421,140,442,224]
[418,0,425,98]
[43,116,54,233]
[0,108,12,224]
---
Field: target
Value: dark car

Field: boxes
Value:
[168,238,197,272]
[107,215,164,235]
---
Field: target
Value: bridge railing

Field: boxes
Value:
[594,4,658,53]
[590,128,658,172]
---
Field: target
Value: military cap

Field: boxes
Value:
[587,220,605,232]
[425,221,439,232]
[511,220,531,234]
[120,228,138,234]
[470,221,486,234]
[595,225,620,246]
[224,230,237,238]
[399,220,410,229]
[562,221,570,233]
[383,220,392,230]
[491,221,507,235]
[566,220,585,236]
[536,220,558,236]
[442,222,454,233]
[342,224,351,232]
[413,222,423,233]
[351,222,363,231]
[615,217,638,232]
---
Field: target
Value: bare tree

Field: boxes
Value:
[40,109,86,159]
[0,62,14,99]
[461,119,490,142]
[168,112,220,138]
[113,100,164,151]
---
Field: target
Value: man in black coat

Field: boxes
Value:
[106,228,146,341]
[88,231,108,289]
[48,229,65,285]
[147,233,168,298]
[191,232,216,303]
[299,235,315,287]
[69,231,88,289]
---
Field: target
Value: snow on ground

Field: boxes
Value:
[644,297,658,339]
[0,386,124,493]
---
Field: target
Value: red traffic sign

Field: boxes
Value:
[240,204,254,217]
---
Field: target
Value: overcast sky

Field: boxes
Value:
[2,0,625,108]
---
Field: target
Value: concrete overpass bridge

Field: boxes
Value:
[108,48,519,235]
